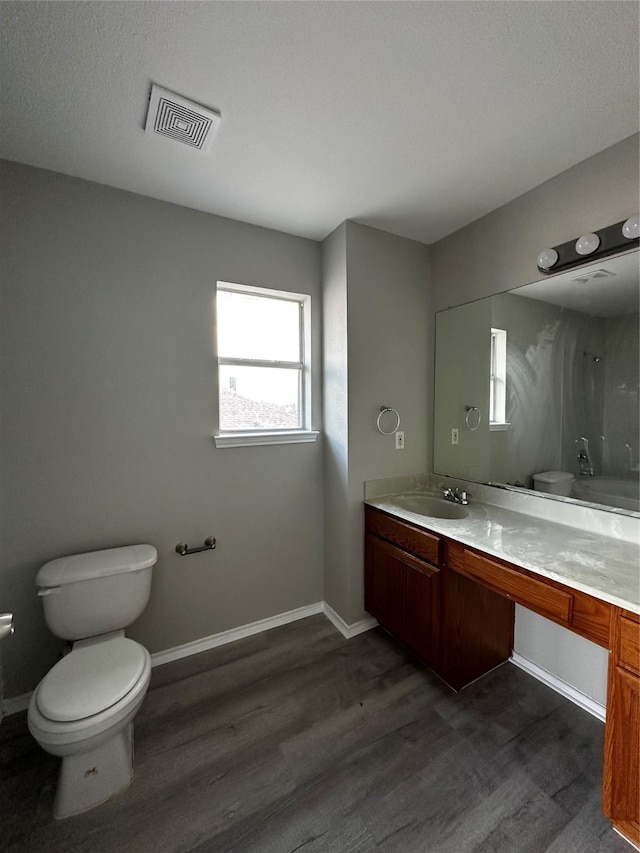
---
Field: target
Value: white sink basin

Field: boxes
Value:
[390,493,469,520]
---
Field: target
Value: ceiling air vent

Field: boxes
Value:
[571,269,616,285]
[145,84,220,153]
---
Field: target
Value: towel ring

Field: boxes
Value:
[376,406,400,435]
[465,406,481,431]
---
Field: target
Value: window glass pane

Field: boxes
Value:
[490,328,507,424]
[219,365,301,430]
[217,291,301,361]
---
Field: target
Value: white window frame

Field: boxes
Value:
[489,327,509,431]
[214,281,318,448]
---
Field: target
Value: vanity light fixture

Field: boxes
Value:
[622,215,639,240]
[575,233,600,256]
[536,248,559,271]
[536,215,640,275]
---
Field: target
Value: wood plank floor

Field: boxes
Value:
[0,615,632,852]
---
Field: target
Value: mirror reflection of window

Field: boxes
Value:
[490,328,507,428]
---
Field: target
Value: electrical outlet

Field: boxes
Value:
[451,428,459,445]
[395,431,405,450]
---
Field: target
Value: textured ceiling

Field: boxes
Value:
[1,1,638,244]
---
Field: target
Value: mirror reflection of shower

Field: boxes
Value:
[584,351,603,363]
[625,443,638,473]
[577,436,593,476]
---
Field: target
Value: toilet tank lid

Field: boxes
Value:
[36,545,157,588]
[532,471,575,484]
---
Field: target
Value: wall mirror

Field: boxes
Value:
[433,249,639,515]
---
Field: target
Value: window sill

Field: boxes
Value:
[214,430,320,448]
[489,422,511,432]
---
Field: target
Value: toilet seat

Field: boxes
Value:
[28,640,151,751]
[36,637,147,722]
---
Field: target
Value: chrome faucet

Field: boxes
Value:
[577,436,593,477]
[0,612,14,641]
[442,487,470,505]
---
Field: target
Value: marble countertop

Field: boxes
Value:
[365,490,640,615]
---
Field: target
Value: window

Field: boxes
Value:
[489,327,509,430]
[214,282,318,447]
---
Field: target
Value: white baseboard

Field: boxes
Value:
[2,691,32,716]
[151,601,377,668]
[322,602,377,639]
[510,653,606,722]
[1,602,377,716]
[149,602,324,667]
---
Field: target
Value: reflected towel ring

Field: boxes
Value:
[465,406,481,431]
[376,406,401,435]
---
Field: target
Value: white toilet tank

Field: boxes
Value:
[36,545,157,641]
[532,470,575,497]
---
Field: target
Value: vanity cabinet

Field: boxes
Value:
[603,608,640,847]
[364,507,513,685]
[364,501,639,847]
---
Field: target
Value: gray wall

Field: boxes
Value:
[0,160,324,698]
[323,222,431,624]
[434,298,491,482]
[432,134,640,312]
[321,223,350,618]
[430,133,640,706]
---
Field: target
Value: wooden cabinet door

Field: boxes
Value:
[603,609,640,848]
[365,533,405,636]
[365,532,440,668]
[405,560,440,669]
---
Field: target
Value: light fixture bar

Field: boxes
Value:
[536,216,639,275]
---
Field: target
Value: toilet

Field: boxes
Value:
[28,544,157,819]
[532,470,575,497]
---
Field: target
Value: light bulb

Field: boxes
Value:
[536,248,559,271]
[575,233,600,256]
[622,215,639,240]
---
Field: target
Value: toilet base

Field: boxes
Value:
[54,723,134,819]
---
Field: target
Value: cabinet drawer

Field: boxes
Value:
[368,534,439,577]
[365,507,440,566]
[571,593,611,649]
[618,613,640,676]
[462,550,573,624]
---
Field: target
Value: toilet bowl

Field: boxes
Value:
[28,635,152,818]
[29,545,156,818]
